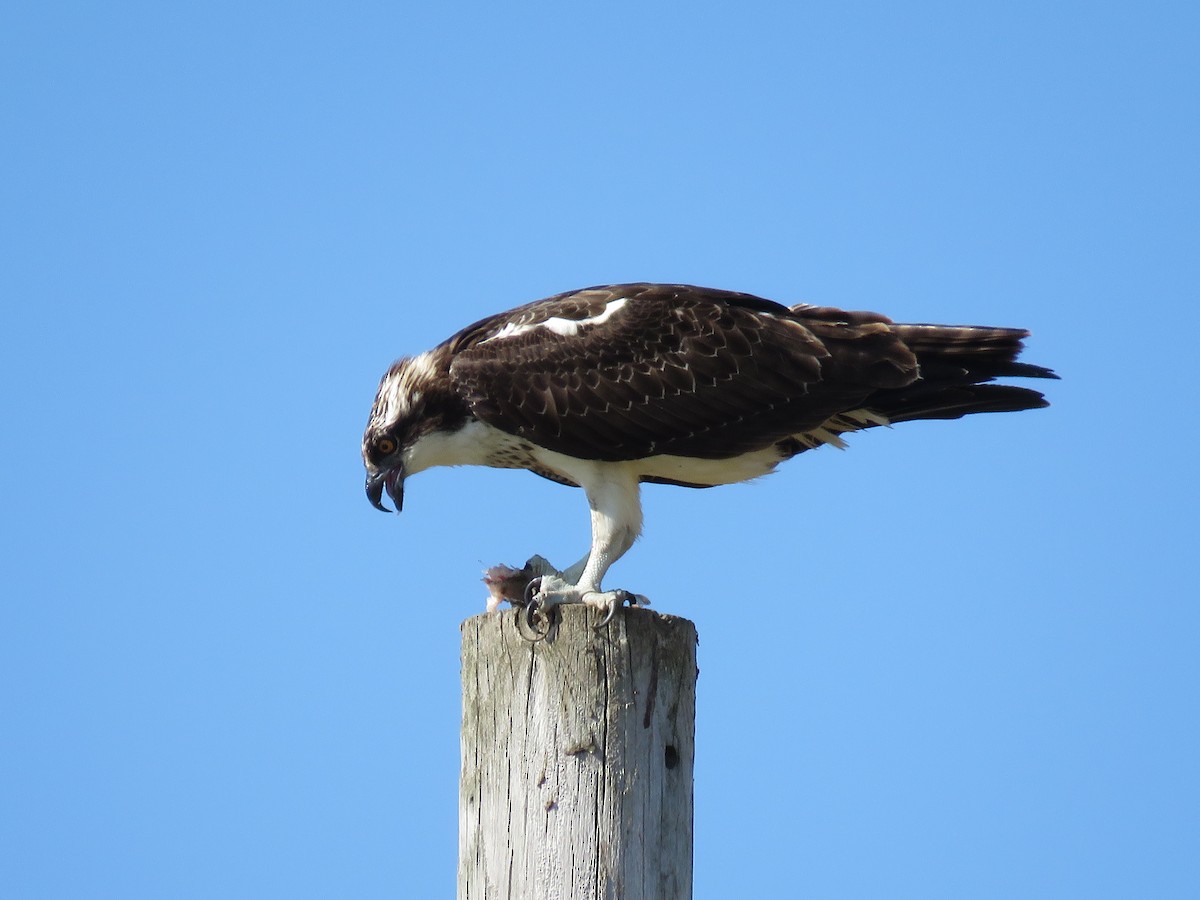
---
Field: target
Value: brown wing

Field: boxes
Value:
[447,283,921,461]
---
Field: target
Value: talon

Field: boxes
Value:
[511,576,549,641]
[515,608,548,642]
[523,576,543,631]
[594,590,633,629]
[523,575,542,607]
[595,603,618,629]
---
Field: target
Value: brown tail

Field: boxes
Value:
[871,322,1056,423]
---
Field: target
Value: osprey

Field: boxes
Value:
[363,283,1054,623]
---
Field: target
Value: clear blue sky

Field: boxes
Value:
[3,1,1197,897]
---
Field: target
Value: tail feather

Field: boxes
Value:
[891,322,1030,355]
[873,383,1049,423]
[781,305,1055,445]
[871,322,1056,424]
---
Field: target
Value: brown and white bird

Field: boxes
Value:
[362,283,1054,622]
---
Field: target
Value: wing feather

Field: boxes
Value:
[447,283,916,461]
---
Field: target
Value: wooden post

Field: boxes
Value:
[459,605,698,900]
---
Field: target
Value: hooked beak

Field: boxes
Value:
[365,467,404,513]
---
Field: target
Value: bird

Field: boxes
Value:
[362,283,1055,624]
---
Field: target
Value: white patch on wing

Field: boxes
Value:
[481,321,531,343]
[481,297,629,344]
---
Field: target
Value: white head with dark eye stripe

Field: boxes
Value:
[362,350,468,512]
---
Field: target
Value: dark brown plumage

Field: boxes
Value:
[445,283,1053,464]
[362,283,1055,616]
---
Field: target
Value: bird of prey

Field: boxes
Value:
[363,283,1054,623]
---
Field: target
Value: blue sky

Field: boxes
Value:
[3,1,1197,897]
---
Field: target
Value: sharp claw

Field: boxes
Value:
[595,603,618,629]
[518,578,637,633]
[523,575,542,607]
[594,590,633,630]
[523,576,543,631]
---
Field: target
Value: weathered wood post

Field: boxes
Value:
[459,605,698,899]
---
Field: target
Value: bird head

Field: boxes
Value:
[362,349,464,513]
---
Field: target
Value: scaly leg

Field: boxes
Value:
[526,464,649,628]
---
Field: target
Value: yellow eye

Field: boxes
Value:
[375,436,397,455]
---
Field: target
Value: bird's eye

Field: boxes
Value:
[375,436,398,455]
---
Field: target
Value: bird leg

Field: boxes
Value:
[522,469,649,630]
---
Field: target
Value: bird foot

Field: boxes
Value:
[481,556,564,612]
[523,573,649,631]
[483,557,648,638]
